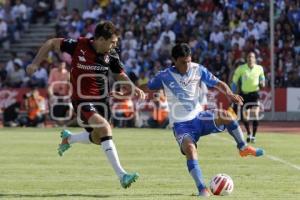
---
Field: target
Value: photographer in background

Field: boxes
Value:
[19,87,46,127]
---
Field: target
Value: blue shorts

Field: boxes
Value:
[173,110,225,153]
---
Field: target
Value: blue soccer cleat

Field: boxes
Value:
[58,130,72,156]
[120,172,139,189]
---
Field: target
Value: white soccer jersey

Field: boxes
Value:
[148,62,220,126]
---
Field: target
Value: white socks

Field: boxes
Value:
[68,131,91,144]
[66,131,126,179]
[101,139,126,179]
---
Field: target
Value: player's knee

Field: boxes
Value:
[91,126,112,145]
[183,142,197,157]
[217,110,235,125]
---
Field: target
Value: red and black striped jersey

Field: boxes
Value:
[60,37,124,101]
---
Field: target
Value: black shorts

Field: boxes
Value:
[72,100,111,132]
[241,91,260,109]
[52,98,70,118]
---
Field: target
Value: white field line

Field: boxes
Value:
[211,134,300,171]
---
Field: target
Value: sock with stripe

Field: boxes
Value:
[226,120,246,150]
[101,136,126,179]
[187,160,207,193]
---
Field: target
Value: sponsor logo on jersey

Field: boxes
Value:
[80,49,86,55]
[78,56,86,62]
[77,63,108,71]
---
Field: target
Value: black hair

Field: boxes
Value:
[171,43,192,60]
[94,21,120,39]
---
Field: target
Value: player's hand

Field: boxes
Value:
[228,93,243,106]
[134,87,146,100]
[109,91,129,99]
[27,63,38,76]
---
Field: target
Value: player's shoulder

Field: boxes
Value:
[108,48,120,59]
[75,37,89,44]
[154,66,174,78]
[236,64,247,72]
[191,62,202,70]
[255,64,264,71]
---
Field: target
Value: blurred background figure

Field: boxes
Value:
[19,87,46,127]
[48,61,71,126]
[147,91,169,129]
[111,85,135,128]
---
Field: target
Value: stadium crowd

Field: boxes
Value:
[0,0,300,127]
[0,0,300,89]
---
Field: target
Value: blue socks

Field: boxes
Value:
[187,160,206,192]
[226,120,246,149]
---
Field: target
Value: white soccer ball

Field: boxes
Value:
[210,173,234,196]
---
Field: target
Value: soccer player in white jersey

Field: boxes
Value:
[146,43,264,197]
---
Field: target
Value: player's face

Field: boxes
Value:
[247,53,256,67]
[174,56,192,74]
[96,34,118,54]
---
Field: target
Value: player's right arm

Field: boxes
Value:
[27,38,62,75]
[231,66,241,93]
[141,71,163,92]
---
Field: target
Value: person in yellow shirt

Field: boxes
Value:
[231,52,265,143]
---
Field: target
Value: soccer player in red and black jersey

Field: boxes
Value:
[27,21,145,188]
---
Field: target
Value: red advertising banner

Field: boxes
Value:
[207,88,287,112]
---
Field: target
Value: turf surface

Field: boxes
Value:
[0,128,299,199]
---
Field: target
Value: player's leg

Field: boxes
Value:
[251,106,260,143]
[173,123,210,197]
[242,108,252,142]
[214,110,264,157]
[57,129,92,156]
[181,137,210,197]
[215,110,246,149]
[88,113,138,188]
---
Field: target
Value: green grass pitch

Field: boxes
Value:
[0,128,299,199]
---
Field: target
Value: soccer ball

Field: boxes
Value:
[210,173,234,196]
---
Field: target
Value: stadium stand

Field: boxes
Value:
[0,0,300,126]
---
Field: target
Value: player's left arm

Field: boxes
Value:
[214,81,244,106]
[110,50,145,100]
[259,66,265,89]
[113,72,146,100]
[200,65,243,105]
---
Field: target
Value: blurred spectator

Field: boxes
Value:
[147,91,169,129]
[5,59,26,87]
[0,62,7,88]
[19,88,46,127]
[111,85,135,128]
[28,62,48,87]
[31,0,51,24]
[54,0,66,15]
[5,52,22,74]
[0,15,8,47]
[48,61,71,126]
[2,101,21,127]
[11,0,28,31]
[231,31,245,49]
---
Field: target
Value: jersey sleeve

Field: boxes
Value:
[148,72,163,90]
[200,66,220,87]
[259,66,265,82]
[109,50,125,74]
[60,38,78,56]
[232,66,241,84]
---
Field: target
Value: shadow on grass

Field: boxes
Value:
[0,193,186,198]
